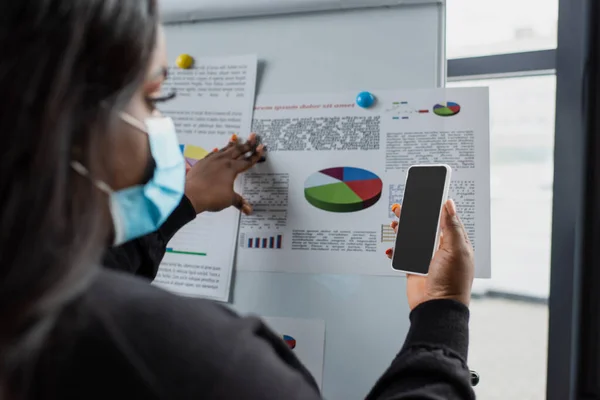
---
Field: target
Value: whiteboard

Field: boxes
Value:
[163,1,445,398]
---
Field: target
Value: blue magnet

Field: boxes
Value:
[356,91,375,108]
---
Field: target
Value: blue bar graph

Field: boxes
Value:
[245,234,283,249]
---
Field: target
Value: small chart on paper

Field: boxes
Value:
[180,144,209,167]
[240,232,284,250]
[262,316,326,390]
[166,226,209,257]
[381,224,396,243]
[304,167,383,213]
[385,101,430,120]
[433,101,461,117]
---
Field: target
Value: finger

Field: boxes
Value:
[234,132,256,149]
[227,140,254,159]
[447,199,471,246]
[406,273,427,286]
[244,132,258,148]
[213,135,238,154]
[390,220,398,233]
[200,147,219,160]
[391,203,402,218]
[440,199,470,249]
[233,144,265,172]
[224,134,257,159]
[385,248,393,259]
[257,146,267,163]
[233,192,253,215]
[210,145,233,158]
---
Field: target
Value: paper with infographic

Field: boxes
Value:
[152,55,257,301]
[238,88,491,277]
[262,316,326,389]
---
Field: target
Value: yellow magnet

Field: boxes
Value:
[176,54,194,69]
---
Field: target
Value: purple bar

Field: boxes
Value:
[276,235,282,249]
[262,238,267,248]
[269,237,274,248]
[248,238,253,248]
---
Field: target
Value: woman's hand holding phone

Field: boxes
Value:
[386,199,475,310]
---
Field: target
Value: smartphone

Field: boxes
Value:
[391,164,452,275]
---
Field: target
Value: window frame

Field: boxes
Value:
[446,0,595,398]
[548,0,599,399]
[448,49,556,80]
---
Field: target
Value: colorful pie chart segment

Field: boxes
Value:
[433,102,461,117]
[283,335,296,349]
[180,144,209,167]
[304,167,383,212]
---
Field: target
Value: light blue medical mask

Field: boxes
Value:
[72,112,185,245]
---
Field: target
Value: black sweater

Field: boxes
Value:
[76,196,476,399]
[101,196,198,280]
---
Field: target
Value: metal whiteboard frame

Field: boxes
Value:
[161,2,447,398]
[162,0,446,89]
[161,0,444,23]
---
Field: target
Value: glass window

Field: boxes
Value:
[448,75,555,398]
[447,0,559,59]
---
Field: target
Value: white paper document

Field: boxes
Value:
[262,316,326,389]
[153,55,258,301]
[238,88,491,277]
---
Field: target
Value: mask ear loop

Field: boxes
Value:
[70,160,124,244]
[119,112,148,133]
[70,111,152,190]
[70,161,112,195]
[70,111,145,192]
[118,112,157,185]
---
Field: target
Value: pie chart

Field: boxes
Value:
[433,102,461,117]
[283,335,296,350]
[304,167,383,213]
[179,144,209,167]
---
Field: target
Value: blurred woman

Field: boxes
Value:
[0,1,475,398]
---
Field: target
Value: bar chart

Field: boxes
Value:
[240,232,283,249]
[381,224,395,243]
